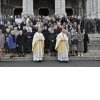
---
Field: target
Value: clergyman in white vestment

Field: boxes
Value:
[55,29,69,62]
[32,29,45,61]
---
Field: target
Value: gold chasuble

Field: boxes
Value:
[32,32,45,61]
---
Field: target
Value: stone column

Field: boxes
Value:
[86,0,91,18]
[22,0,34,16]
[90,0,97,18]
[55,0,66,16]
[97,0,100,18]
[78,1,82,16]
[84,0,87,17]
[93,0,97,18]
[86,0,98,18]
[0,0,2,17]
[78,0,84,17]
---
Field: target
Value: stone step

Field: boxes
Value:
[88,34,100,51]
[88,34,100,42]
[89,42,100,44]
[84,54,100,56]
[1,54,100,61]
[85,50,100,52]
[88,34,100,38]
[88,47,100,50]
[84,50,100,56]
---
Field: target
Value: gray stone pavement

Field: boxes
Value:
[0,60,100,67]
[1,53,100,61]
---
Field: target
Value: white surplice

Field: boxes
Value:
[55,32,69,61]
[32,32,45,61]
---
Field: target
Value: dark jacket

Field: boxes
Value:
[42,29,50,49]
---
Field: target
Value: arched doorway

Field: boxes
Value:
[14,8,22,16]
[66,8,73,16]
[39,8,49,16]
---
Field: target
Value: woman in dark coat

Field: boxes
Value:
[42,25,50,54]
[16,30,26,57]
[83,29,89,53]
[8,30,16,58]
[22,26,28,53]
[26,27,33,53]
[48,25,56,56]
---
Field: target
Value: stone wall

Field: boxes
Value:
[0,0,22,16]
[34,0,55,15]
[86,0,100,18]
[0,0,100,19]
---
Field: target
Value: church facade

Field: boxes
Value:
[0,0,100,18]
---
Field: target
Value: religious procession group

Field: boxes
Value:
[0,15,89,62]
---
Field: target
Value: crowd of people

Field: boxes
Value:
[0,15,90,61]
[81,18,100,34]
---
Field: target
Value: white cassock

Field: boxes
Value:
[32,32,45,61]
[55,32,69,62]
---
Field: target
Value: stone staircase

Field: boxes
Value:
[84,34,100,57]
[1,34,100,61]
[1,53,100,61]
[88,34,100,50]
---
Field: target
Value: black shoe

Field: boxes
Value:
[10,56,13,59]
[19,55,21,57]
[54,54,56,56]
[23,54,25,57]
